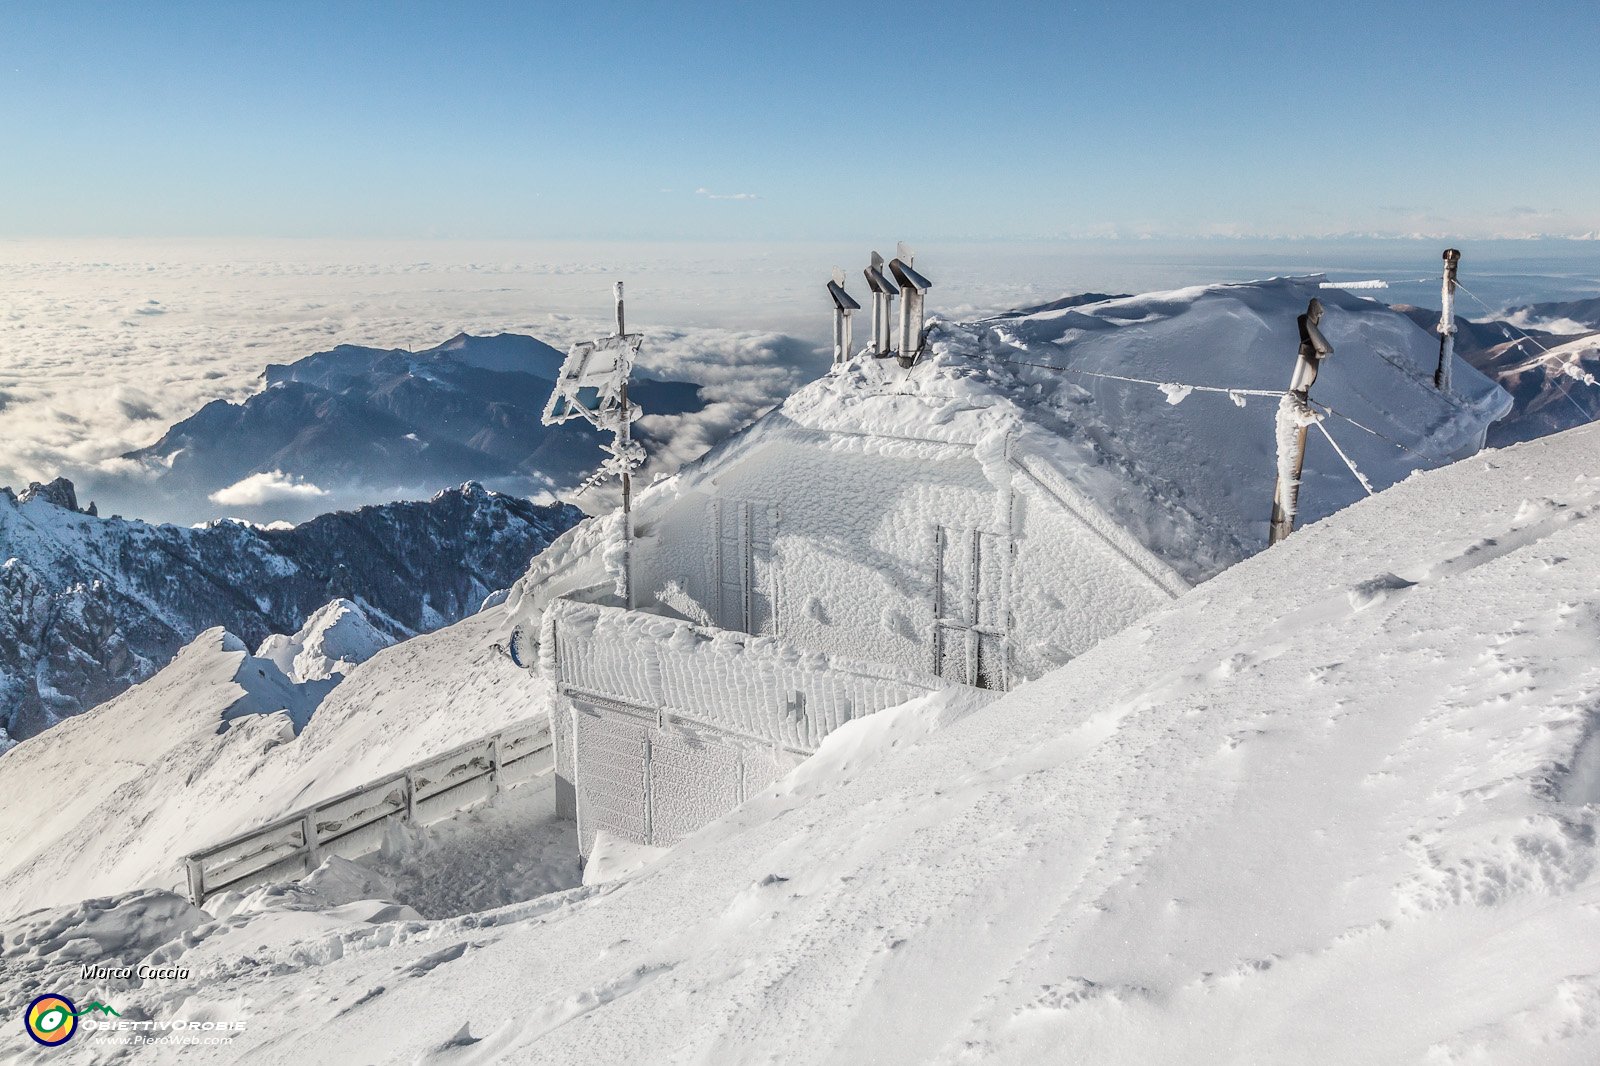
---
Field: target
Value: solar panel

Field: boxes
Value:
[542,332,644,429]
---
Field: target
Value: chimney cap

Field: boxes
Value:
[864,253,899,294]
[887,257,931,292]
[827,280,861,312]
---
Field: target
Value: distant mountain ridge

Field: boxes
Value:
[1393,304,1600,446]
[1504,295,1600,331]
[0,477,581,744]
[88,332,705,525]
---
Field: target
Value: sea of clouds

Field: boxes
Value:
[0,240,833,520]
[3,238,1593,524]
[0,238,1129,522]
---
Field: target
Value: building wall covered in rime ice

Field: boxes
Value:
[543,599,939,853]
[537,420,1187,853]
[628,426,1185,690]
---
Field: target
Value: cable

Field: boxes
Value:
[987,353,1283,399]
[989,345,1448,468]
[1312,419,1375,495]
[1307,399,1440,465]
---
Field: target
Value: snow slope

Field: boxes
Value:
[1467,332,1600,446]
[1394,302,1600,446]
[7,423,1597,1063]
[945,277,1510,577]
[0,598,549,921]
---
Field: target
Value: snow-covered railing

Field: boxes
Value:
[544,599,950,855]
[543,599,946,753]
[182,718,552,908]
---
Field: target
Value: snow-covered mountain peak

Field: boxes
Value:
[7,419,1598,1063]
[433,479,490,503]
[256,598,394,684]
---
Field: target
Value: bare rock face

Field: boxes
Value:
[16,477,82,512]
[0,479,582,742]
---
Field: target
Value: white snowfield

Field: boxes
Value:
[4,422,1596,1064]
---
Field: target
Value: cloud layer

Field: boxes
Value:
[4,238,1594,524]
[209,470,330,507]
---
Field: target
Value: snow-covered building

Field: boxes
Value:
[504,275,1511,858]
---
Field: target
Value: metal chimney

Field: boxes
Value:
[863,251,898,357]
[826,268,861,364]
[887,255,932,368]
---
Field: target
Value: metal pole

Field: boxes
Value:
[1270,421,1312,546]
[841,309,852,363]
[882,290,897,355]
[898,286,912,358]
[302,811,320,874]
[1269,299,1333,545]
[186,858,206,907]
[1435,248,1460,391]
[615,282,633,609]
[833,306,845,364]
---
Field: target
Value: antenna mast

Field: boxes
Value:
[541,282,646,607]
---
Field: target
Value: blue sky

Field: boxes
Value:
[2,0,1597,240]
